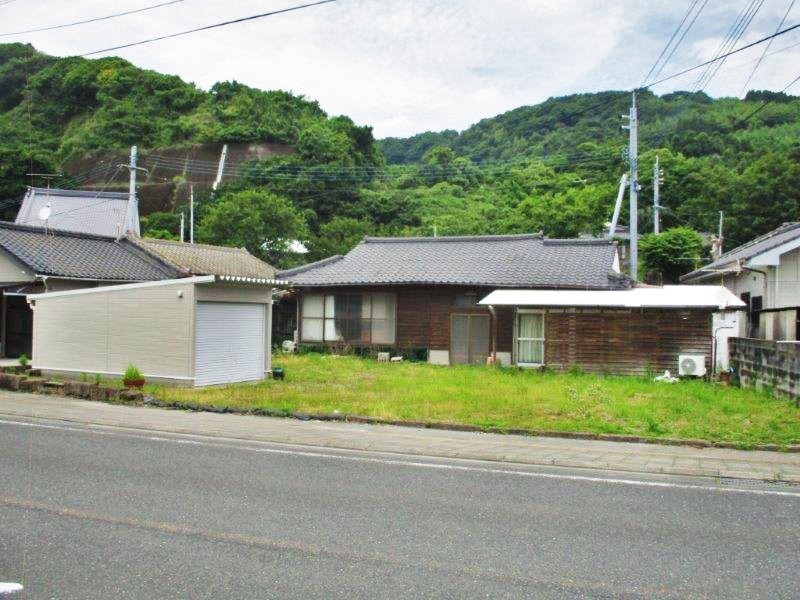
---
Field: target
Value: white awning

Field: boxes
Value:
[479,285,746,310]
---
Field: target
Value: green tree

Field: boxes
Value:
[310,216,372,259]
[639,227,704,283]
[197,189,308,267]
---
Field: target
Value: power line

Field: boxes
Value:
[740,71,800,122]
[0,0,184,37]
[641,0,707,87]
[693,0,766,91]
[80,0,337,57]
[739,0,797,95]
[645,21,800,88]
[650,0,709,85]
[693,0,761,90]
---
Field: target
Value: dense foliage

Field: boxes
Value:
[639,227,704,284]
[2,43,800,274]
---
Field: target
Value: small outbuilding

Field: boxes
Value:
[479,286,745,375]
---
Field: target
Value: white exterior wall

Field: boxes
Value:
[32,280,195,383]
[774,248,800,309]
[720,270,766,304]
[712,311,743,371]
[0,249,33,284]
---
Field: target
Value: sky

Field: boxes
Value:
[1,0,798,137]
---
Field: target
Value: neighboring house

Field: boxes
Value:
[682,222,800,341]
[278,233,741,374]
[15,187,140,237]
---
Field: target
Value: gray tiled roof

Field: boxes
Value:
[132,238,276,279]
[0,222,177,281]
[682,222,800,282]
[14,187,139,237]
[279,234,628,289]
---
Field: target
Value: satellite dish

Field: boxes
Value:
[38,203,51,221]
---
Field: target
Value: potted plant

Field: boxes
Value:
[122,364,145,389]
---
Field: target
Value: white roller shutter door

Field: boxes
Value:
[195,302,265,386]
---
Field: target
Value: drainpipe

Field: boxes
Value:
[34,274,49,293]
[487,305,498,366]
[712,323,735,375]
[739,261,768,337]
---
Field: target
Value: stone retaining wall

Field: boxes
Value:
[730,337,800,400]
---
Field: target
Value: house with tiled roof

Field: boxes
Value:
[278,234,741,374]
[15,187,140,237]
[682,222,800,340]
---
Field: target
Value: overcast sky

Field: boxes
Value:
[2,0,798,137]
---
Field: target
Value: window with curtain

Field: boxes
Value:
[516,312,544,365]
[301,293,396,344]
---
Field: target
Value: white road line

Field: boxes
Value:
[3,417,800,499]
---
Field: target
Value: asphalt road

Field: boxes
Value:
[1,416,799,599]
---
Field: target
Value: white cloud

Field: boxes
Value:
[2,0,797,137]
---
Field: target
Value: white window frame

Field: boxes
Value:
[515,309,545,368]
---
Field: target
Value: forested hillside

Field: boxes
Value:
[1,42,799,271]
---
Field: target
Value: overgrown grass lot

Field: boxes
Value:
[152,353,800,447]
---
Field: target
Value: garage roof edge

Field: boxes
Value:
[26,276,216,301]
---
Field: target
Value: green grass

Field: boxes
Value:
[151,353,800,447]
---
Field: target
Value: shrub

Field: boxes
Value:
[94,372,102,385]
[80,372,88,383]
[123,364,143,381]
[18,354,28,367]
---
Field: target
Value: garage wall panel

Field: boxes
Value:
[33,293,109,372]
[107,285,195,376]
[32,280,194,381]
[196,285,272,304]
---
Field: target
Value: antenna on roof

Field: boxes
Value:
[38,202,51,234]
[26,172,62,202]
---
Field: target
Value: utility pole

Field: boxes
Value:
[118,145,146,238]
[189,184,194,244]
[128,145,138,235]
[622,92,639,281]
[653,155,663,234]
[718,210,724,252]
[180,212,185,242]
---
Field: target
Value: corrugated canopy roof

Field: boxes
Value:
[480,286,745,310]
[15,187,139,238]
[0,222,177,281]
[133,237,276,279]
[279,234,629,289]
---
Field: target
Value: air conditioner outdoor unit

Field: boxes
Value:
[678,354,706,377]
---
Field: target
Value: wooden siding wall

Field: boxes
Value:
[299,286,513,353]
[545,309,712,375]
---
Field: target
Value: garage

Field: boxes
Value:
[28,275,280,386]
[195,302,265,386]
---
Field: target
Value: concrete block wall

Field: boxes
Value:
[730,337,800,399]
